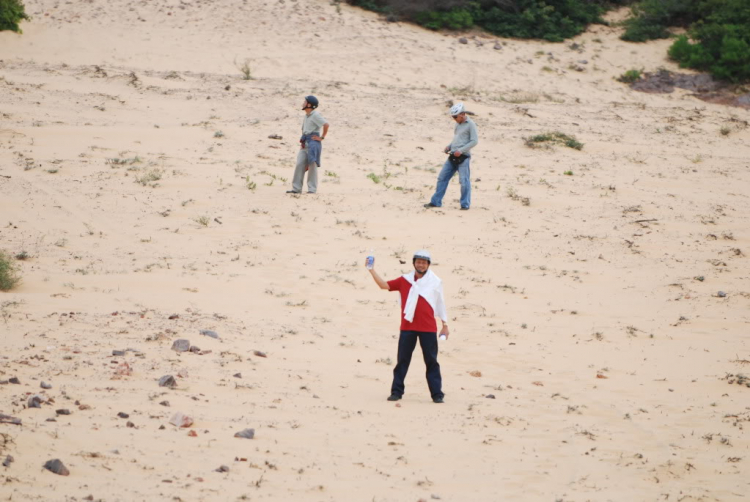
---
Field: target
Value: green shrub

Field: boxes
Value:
[347,1,632,41]
[621,0,701,42]
[666,0,750,82]
[0,250,21,291]
[617,68,642,83]
[0,0,29,33]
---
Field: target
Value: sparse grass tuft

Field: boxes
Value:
[0,250,21,291]
[214,131,225,138]
[617,69,642,84]
[524,131,583,150]
[234,58,253,80]
[134,168,164,186]
[564,170,573,176]
[246,177,257,191]
[15,250,30,260]
[194,216,210,227]
[367,173,381,184]
[720,126,731,136]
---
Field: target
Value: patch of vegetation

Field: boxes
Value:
[134,168,164,186]
[234,58,253,80]
[0,250,21,291]
[623,0,750,82]
[246,177,257,191]
[0,0,29,33]
[346,1,632,42]
[524,131,584,150]
[617,68,642,83]
[194,216,210,227]
[367,172,382,184]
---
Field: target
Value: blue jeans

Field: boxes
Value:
[391,330,444,400]
[430,156,471,209]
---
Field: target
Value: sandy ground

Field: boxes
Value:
[1,1,749,501]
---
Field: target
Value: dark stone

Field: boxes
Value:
[216,465,230,473]
[486,394,496,399]
[717,291,727,298]
[233,373,242,378]
[43,459,70,476]
[56,409,71,415]
[112,350,126,356]
[158,375,177,388]
[171,339,190,352]
[117,412,129,419]
[2,455,13,467]
[159,400,170,407]
[126,421,135,428]
[9,377,20,384]
[41,381,52,389]
[458,37,468,45]
[28,395,45,408]
[234,428,255,439]
[199,330,219,339]
[189,345,201,353]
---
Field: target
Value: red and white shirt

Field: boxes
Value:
[387,275,438,332]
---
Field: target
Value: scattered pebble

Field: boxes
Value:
[126,421,135,428]
[234,428,255,439]
[171,339,191,352]
[117,412,129,419]
[28,395,45,408]
[200,330,219,339]
[268,134,283,140]
[40,381,52,389]
[56,409,71,415]
[9,377,20,384]
[43,459,70,476]
[233,373,242,378]
[2,455,13,468]
[253,350,267,358]
[189,345,201,353]
[159,400,170,407]
[158,375,177,388]
[112,350,126,356]
[0,413,22,425]
[169,412,194,428]
[717,291,727,297]
[215,465,230,473]
[187,430,198,437]
[486,394,496,399]
[458,37,468,44]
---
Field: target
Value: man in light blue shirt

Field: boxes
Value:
[424,102,478,210]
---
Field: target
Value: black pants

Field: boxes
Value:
[391,330,444,399]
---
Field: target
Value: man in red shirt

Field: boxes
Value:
[367,250,449,403]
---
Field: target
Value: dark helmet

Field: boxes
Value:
[305,95,319,109]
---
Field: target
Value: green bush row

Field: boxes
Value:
[623,0,750,82]
[348,1,632,43]
[0,0,29,33]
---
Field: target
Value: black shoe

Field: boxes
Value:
[286,190,300,194]
[387,394,402,401]
[432,396,444,403]
[424,203,438,208]
[460,207,469,211]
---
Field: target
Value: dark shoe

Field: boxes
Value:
[432,396,444,404]
[286,190,301,194]
[424,203,438,208]
[387,394,402,402]
[307,191,316,194]
[460,207,469,211]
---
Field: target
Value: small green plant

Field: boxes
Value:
[0,0,29,33]
[617,69,642,84]
[0,250,21,291]
[367,173,381,184]
[246,177,257,191]
[325,171,339,178]
[214,131,225,138]
[564,170,573,176]
[15,250,29,260]
[135,168,164,186]
[720,126,731,136]
[524,131,583,150]
[194,216,210,227]
[234,58,253,80]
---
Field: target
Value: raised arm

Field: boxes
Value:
[367,261,390,290]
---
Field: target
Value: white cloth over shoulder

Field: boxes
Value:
[402,270,448,323]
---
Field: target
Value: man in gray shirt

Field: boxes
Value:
[424,102,478,210]
[287,95,329,194]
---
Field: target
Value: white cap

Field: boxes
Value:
[413,250,431,262]
[450,102,465,116]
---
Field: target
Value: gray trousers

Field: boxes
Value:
[292,148,318,193]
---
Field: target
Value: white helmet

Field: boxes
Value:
[413,250,432,263]
[450,102,465,116]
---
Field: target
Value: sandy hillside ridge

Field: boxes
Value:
[1,0,749,501]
